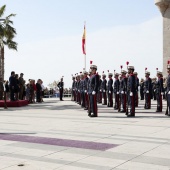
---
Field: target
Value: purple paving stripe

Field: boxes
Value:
[0,134,118,151]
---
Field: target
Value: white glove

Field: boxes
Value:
[168,91,170,94]
[73,89,75,91]
[146,90,149,93]
[84,90,87,93]
[103,90,105,92]
[154,89,156,92]
[121,91,124,94]
[117,92,119,94]
[130,92,133,96]
[109,91,111,94]
[161,92,164,95]
[100,89,102,92]
[92,91,96,95]
[78,90,80,92]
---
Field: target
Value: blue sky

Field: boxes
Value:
[0,0,162,87]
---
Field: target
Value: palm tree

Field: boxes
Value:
[0,5,17,99]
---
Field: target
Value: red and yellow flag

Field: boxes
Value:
[82,25,86,55]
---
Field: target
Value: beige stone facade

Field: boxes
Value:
[155,0,170,75]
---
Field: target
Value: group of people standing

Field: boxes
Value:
[71,62,170,117]
[5,71,45,103]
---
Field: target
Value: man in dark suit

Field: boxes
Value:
[36,79,42,102]
[19,73,25,100]
[57,78,64,101]
[9,71,16,101]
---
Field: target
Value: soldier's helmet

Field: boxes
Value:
[145,71,150,75]
[114,73,119,76]
[127,66,135,70]
[108,73,113,77]
[121,70,127,74]
[157,71,162,75]
[90,65,97,70]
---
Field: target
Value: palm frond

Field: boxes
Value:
[4,18,13,25]
[0,5,6,17]
[4,24,16,35]
[6,13,16,19]
[6,39,17,51]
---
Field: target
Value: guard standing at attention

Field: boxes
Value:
[120,70,127,113]
[114,73,120,110]
[107,72,113,107]
[88,64,99,117]
[165,64,170,116]
[126,66,136,117]
[144,71,152,109]
[155,71,164,112]
[101,72,107,105]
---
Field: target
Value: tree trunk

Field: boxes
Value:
[1,46,4,81]
[0,47,3,100]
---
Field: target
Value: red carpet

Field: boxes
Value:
[0,100,28,107]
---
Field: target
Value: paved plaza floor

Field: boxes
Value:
[0,98,170,170]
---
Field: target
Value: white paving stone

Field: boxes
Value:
[0,98,169,170]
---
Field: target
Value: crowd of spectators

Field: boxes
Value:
[3,72,72,103]
[4,71,46,103]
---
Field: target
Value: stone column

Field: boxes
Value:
[155,0,170,75]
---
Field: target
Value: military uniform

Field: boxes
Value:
[134,72,139,107]
[83,71,89,110]
[140,79,144,100]
[71,77,76,101]
[126,66,136,117]
[152,79,156,100]
[75,77,78,103]
[88,65,99,117]
[155,71,164,112]
[101,73,107,105]
[98,76,102,103]
[114,73,120,110]
[80,74,85,107]
[144,72,152,109]
[107,73,113,107]
[76,76,80,104]
[166,65,170,116]
[120,70,127,112]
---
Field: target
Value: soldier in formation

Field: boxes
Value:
[71,61,170,118]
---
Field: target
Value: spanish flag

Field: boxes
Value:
[82,25,86,55]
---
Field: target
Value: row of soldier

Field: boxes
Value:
[71,63,170,117]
